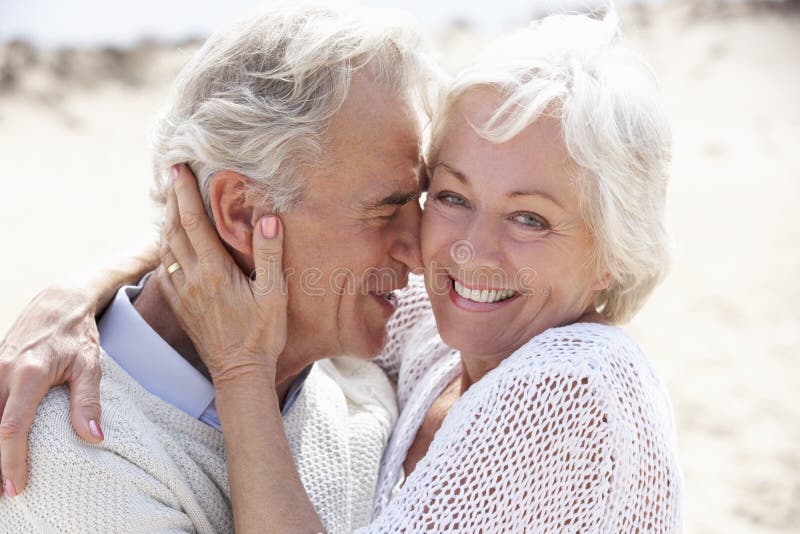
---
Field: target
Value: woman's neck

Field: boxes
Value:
[457,351,510,393]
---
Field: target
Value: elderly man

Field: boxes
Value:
[0,5,430,533]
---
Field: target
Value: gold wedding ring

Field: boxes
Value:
[166,262,182,276]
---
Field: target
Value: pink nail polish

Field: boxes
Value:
[89,419,104,440]
[169,164,179,186]
[3,479,16,498]
[261,216,278,238]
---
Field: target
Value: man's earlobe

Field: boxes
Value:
[593,272,613,292]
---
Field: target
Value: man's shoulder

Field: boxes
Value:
[29,354,142,442]
[0,353,231,534]
[26,351,227,491]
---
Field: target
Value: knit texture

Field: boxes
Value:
[0,352,396,534]
[366,274,683,532]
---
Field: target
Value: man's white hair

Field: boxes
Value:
[427,12,672,324]
[150,3,433,222]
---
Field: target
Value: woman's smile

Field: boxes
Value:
[448,275,520,311]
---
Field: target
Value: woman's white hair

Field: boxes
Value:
[427,11,671,324]
[150,2,433,222]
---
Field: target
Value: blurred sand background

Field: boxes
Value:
[0,0,798,531]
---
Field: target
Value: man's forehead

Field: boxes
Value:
[328,76,423,153]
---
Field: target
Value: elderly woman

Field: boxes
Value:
[0,11,681,533]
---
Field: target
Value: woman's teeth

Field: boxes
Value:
[453,280,516,303]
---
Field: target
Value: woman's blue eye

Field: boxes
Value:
[436,192,468,207]
[512,212,548,230]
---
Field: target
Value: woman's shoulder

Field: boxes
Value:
[495,322,649,380]
[468,322,672,423]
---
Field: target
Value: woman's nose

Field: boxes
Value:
[460,220,503,270]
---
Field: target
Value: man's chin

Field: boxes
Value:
[348,327,389,359]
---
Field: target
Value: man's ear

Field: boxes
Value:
[592,271,614,292]
[208,171,272,257]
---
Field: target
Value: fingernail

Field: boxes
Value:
[260,216,278,238]
[3,479,16,498]
[169,164,179,186]
[89,419,104,440]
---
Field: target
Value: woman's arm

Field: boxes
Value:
[156,167,324,533]
[0,244,158,496]
[211,371,324,533]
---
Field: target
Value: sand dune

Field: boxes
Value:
[0,1,798,531]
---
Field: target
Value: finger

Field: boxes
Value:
[67,352,104,445]
[0,376,51,496]
[173,164,229,263]
[154,264,182,319]
[252,215,287,304]
[163,171,197,275]
[160,242,185,288]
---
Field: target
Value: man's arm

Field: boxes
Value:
[0,245,159,496]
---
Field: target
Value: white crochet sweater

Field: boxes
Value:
[0,353,397,534]
[362,275,683,532]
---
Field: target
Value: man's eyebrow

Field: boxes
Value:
[363,189,418,211]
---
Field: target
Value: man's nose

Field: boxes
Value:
[388,200,423,275]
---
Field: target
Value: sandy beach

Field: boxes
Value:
[1,1,798,531]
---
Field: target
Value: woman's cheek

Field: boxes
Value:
[421,203,459,250]
[500,236,548,293]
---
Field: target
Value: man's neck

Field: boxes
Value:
[132,277,302,406]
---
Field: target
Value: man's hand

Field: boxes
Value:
[0,286,103,497]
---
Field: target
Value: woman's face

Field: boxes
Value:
[421,89,608,359]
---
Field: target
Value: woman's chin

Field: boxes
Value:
[436,325,514,358]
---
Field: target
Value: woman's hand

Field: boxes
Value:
[0,286,103,496]
[0,247,160,497]
[155,165,288,385]
[156,167,324,533]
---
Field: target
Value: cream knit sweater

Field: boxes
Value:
[0,352,397,534]
[363,275,683,532]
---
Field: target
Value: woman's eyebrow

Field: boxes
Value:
[433,161,564,208]
[508,189,564,208]
[430,162,468,183]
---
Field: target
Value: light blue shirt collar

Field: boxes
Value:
[98,273,217,423]
[98,273,311,430]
